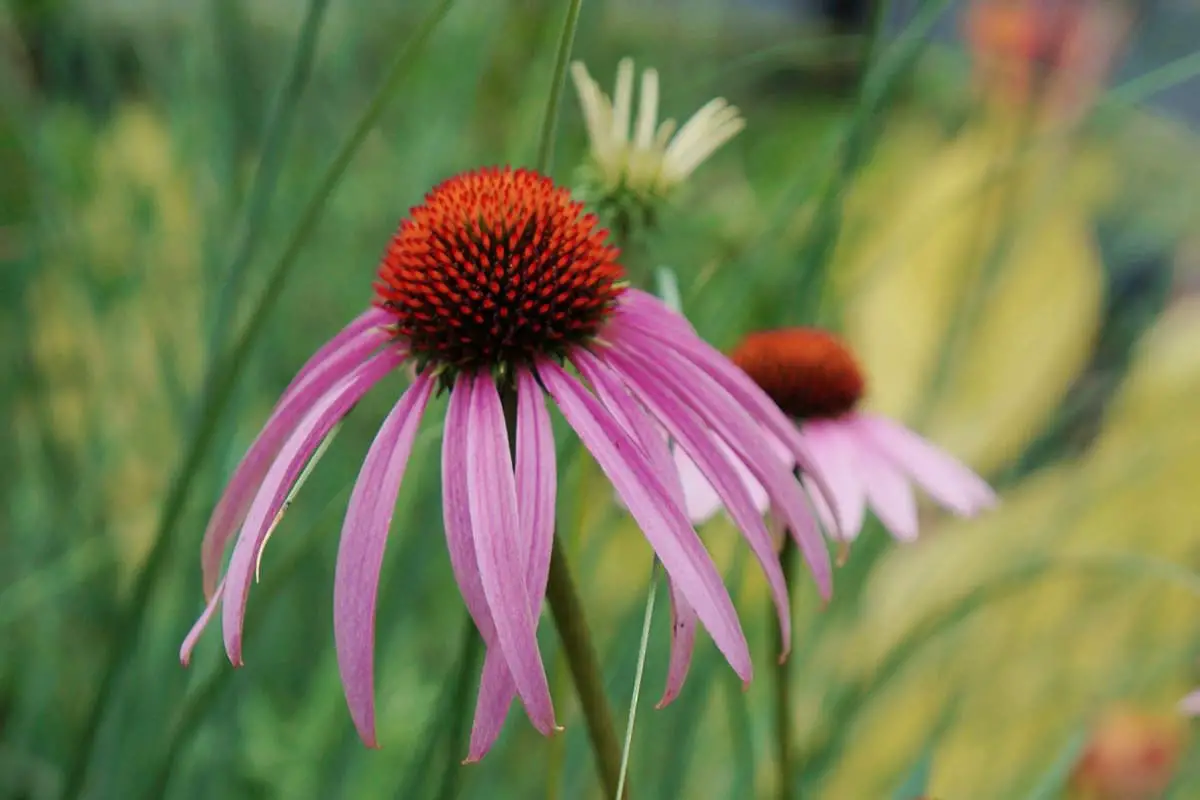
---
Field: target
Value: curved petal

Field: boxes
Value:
[611,336,833,602]
[657,577,698,708]
[278,307,393,405]
[221,349,405,665]
[334,373,435,748]
[796,421,866,540]
[180,578,224,666]
[601,348,792,659]
[466,374,556,734]
[538,361,751,683]
[672,445,723,524]
[855,413,997,516]
[852,429,919,542]
[613,289,844,540]
[467,369,558,760]
[201,321,388,598]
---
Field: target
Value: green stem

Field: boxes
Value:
[533,0,583,174]
[616,560,659,800]
[60,3,456,796]
[773,537,798,800]
[545,536,626,799]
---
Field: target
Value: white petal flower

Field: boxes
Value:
[570,57,745,197]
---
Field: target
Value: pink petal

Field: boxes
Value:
[1179,690,1200,716]
[180,578,224,666]
[442,378,496,639]
[796,422,866,540]
[467,369,558,760]
[854,414,997,516]
[220,349,405,665]
[538,360,751,684]
[200,321,389,599]
[334,373,435,748]
[614,290,844,541]
[657,577,698,708]
[672,445,724,524]
[611,335,833,602]
[850,427,919,542]
[278,307,393,405]
[602,348,792,659]
[573,350,681,503]
[466,374,556,735]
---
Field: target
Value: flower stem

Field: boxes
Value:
[59,3,457,796]
[616,559,660,799]
[545,535,627,799]
[773,536,798,800]
[534,0,584,173]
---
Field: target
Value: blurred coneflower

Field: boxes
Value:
[1069,706,1185,800]
[181,167,837,760]
[675,328,996,551]
[570,57,745,201]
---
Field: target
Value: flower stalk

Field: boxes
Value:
[545,534,627,799]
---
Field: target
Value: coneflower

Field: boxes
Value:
[182,168,836,760]
[675,327,996,548]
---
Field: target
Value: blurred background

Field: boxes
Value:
[3,0,1200,797]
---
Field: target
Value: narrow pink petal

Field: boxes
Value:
[657,577,698,708]
[572,350,682,504]
[200,323,388,598]
[466,369,559,761]
[221,349,405,665]
[611,338,833,602]
[466,374,556,734]
[180,579,224,666]
[538,361,751,683]
[601,348,792,659]
[854,414,997,516]
[278,307,393,404]
[854,433,919,542]
[672,445,724,524]
[1179,690,1200,716]
[442,377,496,639]
[334,373,435,748]
[613,290,844,541]
[796,422,866,540]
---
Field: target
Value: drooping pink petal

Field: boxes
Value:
[200,322,389,598]
[854,413,997,516]
[1179,690,1200,716]
[601,348,792,659]
[672,445,724,524]
[278,307,393,405]
[442,377,496,638]
[467,369,558,761]
[538,361,751,684]
[796,421,866,540]
[334,373,435,748]
[573,350,680,500]
[466,374,557,735]
[221,348,405,665]
[657,577,698,708]
[611,338,832,602]
[180,578,224,666]
[613,290,844,540]
[851,427,919,541]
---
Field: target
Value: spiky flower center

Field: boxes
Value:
[730,328,865,419]
[374,167,624,373]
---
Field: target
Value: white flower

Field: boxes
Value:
[570,58,745,197]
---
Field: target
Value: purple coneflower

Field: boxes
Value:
[181,168,836,760]
[674,327,996,549]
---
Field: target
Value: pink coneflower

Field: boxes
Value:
[1179,690,1200,717]
[181,168,836,760]
[675,328,996,548]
